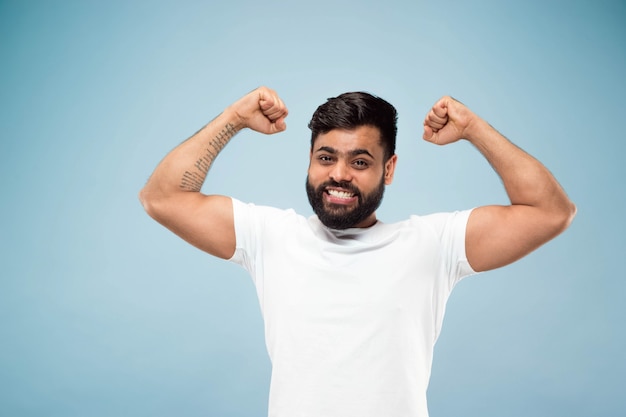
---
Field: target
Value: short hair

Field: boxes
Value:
[308,92,398,161]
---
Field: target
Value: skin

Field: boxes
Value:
[307,126,397,228]
[139,87,287,260]
[139,87,576,271]
[422,96,576,271]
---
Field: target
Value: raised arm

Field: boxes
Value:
[139,86,288,259]
[423,96,576,272]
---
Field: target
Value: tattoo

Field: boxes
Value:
[179,123,236,191]
[180,170,206,191]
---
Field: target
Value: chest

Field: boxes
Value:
[260,230,445,324]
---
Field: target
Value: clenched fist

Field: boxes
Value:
[228,86,289,135]
[422,96,479,145]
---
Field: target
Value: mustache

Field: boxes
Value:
[317,180,361,197]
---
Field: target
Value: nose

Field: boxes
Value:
[329,160,352,183]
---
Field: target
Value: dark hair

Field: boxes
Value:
[308,92,398,161]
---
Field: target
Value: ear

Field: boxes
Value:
[384,154,397,185]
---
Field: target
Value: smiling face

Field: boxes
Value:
[306,125,397,229]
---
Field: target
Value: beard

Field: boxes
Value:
[305,175,385,230]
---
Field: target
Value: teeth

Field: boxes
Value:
[328,189,354,198]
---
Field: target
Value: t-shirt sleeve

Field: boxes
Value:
[228,198,259,276]
[228,198,293,286]
[423,209,478,287]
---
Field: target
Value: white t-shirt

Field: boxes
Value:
[229,198,476,417]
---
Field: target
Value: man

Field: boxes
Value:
[139,86,575,416]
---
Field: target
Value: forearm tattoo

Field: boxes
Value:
[179,123,236,191]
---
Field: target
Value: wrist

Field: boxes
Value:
[221,106,247,132]
[463,116,493,145]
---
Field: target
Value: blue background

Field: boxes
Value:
[2,0,624,416]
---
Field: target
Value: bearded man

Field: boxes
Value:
[140,86,575,417]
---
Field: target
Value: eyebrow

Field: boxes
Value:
[315,146,375,159]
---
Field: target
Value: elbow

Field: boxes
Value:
[138,186,187,225]
[138,186,163,220]
[138,186,150,213]
[555,200,577,235]
[565,200,577,228]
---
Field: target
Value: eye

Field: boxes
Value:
[318,155,334,164]
[352,159,369,169]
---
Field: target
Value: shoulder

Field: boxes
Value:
[395,209,474,242]
[411,209,474,229]
[231,197,307,228]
